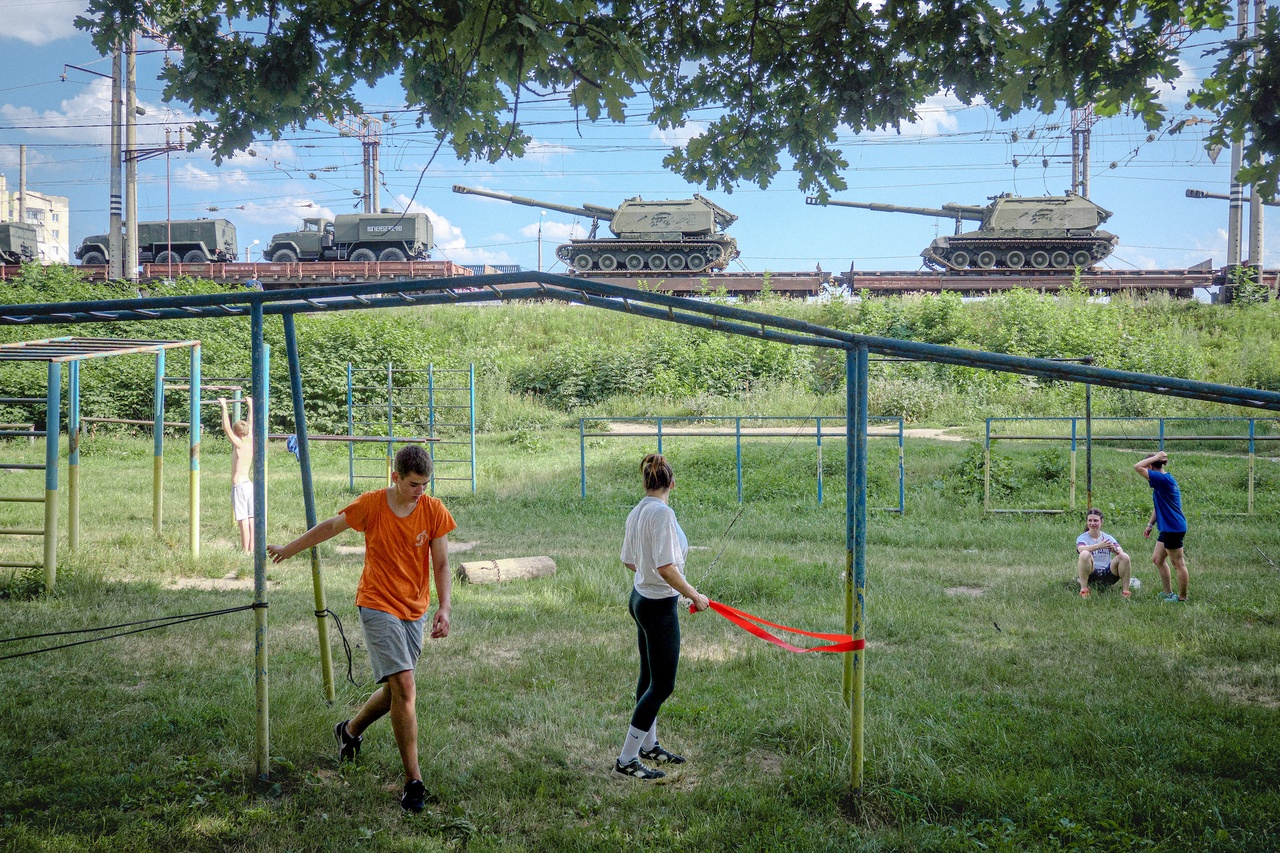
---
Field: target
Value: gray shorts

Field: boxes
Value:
[358,606,425,683]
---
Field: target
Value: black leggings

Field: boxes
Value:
[628,589,681,733]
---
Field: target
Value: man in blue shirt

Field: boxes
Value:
[1134,451,1189,602]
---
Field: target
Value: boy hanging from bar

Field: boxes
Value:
[219,396,254,553]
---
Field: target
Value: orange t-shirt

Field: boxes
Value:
[341,489,457,621]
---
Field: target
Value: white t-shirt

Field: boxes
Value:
[621,496,689,600]
[1076,531,1120,572]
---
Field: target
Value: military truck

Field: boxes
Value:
[0,222,40,265]
[264,211,433,263]
[76,219,238,265]
[806,193,1118,271]
[452,185,739,273]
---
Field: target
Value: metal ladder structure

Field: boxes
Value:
[346,363,476,494]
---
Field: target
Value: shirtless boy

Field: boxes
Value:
[219,396,254,553]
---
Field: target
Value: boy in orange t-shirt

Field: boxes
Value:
[267,445,455,813]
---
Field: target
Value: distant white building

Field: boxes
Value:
[0,174,71,264]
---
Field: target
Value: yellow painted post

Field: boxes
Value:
[190,345,201,558]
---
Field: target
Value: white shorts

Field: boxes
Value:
[231,481,254,521]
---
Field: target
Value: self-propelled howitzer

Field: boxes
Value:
[806,193,1118,272]
[453,184,739,274]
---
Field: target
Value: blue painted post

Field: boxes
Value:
[735,417,743,503]
[657,417,663,456]
[1070,417,1078,510]
[346,363,355,491]
[1248,418,1256,515]
[468,363,477,493]
[250,302,270,780]
[850,345,869,793]
[189,345,200,556]
[43,361,61,590]
[983,418,992,512]
[68,360,80,550]
[284,313,335,703]
[896,418,905,515]
[816,416,823,506]
[428,363,436,494]
[386,362,395,487]
[844,350,854,706]
[579,418,587,499]
[154,350,165,532]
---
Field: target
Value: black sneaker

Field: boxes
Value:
[614,758,665,780]
[639,743,686,765]
[334,720,362,761]
[401,779,426,812]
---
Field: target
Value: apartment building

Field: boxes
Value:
[0,173,71,264]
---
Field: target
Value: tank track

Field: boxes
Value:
[924,236,1118,272]
[558,239,739,274]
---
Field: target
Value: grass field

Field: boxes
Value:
[2,429,1279,852]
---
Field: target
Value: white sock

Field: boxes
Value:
[641,722,658,751]
[619,725,647,763]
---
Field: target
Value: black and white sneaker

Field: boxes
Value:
[639,743,686,765]
[401,779,426,812]
[334,720,362,761]
[614,758,665,780]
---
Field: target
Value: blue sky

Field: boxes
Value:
[2,1,1276,273]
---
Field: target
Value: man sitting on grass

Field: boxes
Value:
[1076,508,1132,599]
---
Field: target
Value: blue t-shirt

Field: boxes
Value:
[1147,469,1187,533]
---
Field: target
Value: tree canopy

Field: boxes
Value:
[79,0,1277,199]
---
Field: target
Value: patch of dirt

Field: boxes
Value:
[165,574,279,592]
[945,585,985,597]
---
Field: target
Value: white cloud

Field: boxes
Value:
[2,3,81,46]
[175,162,253,189]
[392,193,518,266]
[651,121,707,148]
[897,93,965,137]
[0,78,192,149]
[519,219,586,242]
[1153,58,1200,106]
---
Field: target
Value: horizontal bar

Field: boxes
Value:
[268,434,436,443]
[0,463,45,470]
[583,431,902,439]
[0,431,44,438]
[0,495,46,502]
[987,509,1066,515]
[0,397,46,404]
[991,434,1280,442]
[0,561,41,569]
[0,528,47,535]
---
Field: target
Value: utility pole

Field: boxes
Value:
[18,145,27,226]
[1247,0,1265,274]
[125,32,139,279]
[109,42,123,281]
[1070,106,1097,197]
[334,115,383,212]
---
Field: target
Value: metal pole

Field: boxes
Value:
[735,417,743,503]
[468,363,476,493]
[190,345,201,556]
[43,361,61,590]
[346,363,355,491]
[1085,384,1093,509]
[108,44,123,281]
[386,362,394,487]
[815,416,823,506]
[850,345,869,793]
[153,350,164,532]
[580,418,587,499]
[251,303,271,779]
[68,361,80,550]
[843,352,855,705]
[124,33,138,281]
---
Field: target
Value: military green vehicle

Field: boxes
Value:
[806,193,1118,271]
[76,219,238,265]
[0,222,40,265]
[264,211,433,263]
[452,185,739,273]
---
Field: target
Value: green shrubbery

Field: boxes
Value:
[4,266,1280,433]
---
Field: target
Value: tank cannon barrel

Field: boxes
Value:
[806,196,985,222]
[452,184,617,220]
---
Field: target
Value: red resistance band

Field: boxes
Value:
[701,600,866,654]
